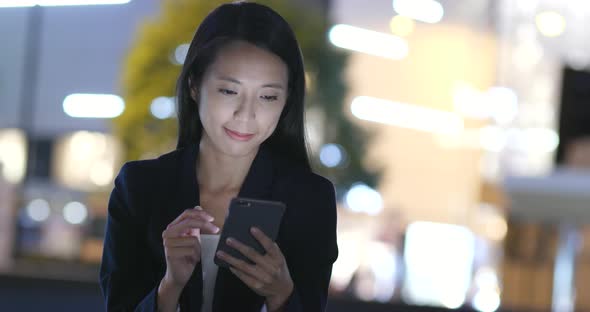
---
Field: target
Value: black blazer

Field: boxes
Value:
[99,144,339,311]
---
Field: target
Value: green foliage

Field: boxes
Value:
[113,0,378,189]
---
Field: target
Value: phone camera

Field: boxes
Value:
[238,200,251,207]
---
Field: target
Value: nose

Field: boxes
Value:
[233,95,256,121]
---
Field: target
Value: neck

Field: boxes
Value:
[196,138,258,194]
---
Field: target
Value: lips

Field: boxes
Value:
[224,127,255,141]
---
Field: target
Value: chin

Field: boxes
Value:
[218,141,260,158]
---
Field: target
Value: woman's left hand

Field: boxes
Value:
[216,227,294,311]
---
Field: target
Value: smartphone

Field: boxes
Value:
[214,197,286,269]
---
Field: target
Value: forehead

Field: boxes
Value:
[205,40,288,84]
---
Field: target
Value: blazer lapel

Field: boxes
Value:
[175,143,203,311]
[179,143,276,311]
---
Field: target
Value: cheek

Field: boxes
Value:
[199,98,231,128]
[259,104,285,136]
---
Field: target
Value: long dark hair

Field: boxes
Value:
[176,1,310,170]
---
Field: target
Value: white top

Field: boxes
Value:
[175,234,268,312]
[200,234,221,312]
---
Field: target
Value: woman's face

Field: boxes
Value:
[194,40,288,158]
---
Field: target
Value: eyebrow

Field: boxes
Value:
[216,76,285,90]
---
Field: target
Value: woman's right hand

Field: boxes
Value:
[161,206,220,289]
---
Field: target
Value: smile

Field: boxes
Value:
[224,127,255,141]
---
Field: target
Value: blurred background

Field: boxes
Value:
[1,0,590,311]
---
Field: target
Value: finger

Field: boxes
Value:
[173,207,214,226]
[250,227,281,258]
[169,206,214,227]
[192,205,215,221]
[200,222,221,235]
[225,237,277,273]
[176,218,219,235]
[164,218,206,237]
[163,236,200,248]
[181,227,200,239]
[164,219,219,238]
[216,250,273,284]
[229,267,267,292]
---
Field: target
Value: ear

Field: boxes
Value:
[188,77,198,102]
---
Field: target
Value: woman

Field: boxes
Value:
[99,2,338,312]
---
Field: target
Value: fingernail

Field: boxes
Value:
[250,227,258,233]
[213,226,220,233]
[227,237,233,244]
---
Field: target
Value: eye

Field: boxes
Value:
[218,88,237,95]
[260,95,278,102]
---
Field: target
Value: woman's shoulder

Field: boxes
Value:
[272,152,330,181]
[287,169,334,193]
[114,148,186,187]
[272,153,335,201]
[109,148,188,219]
